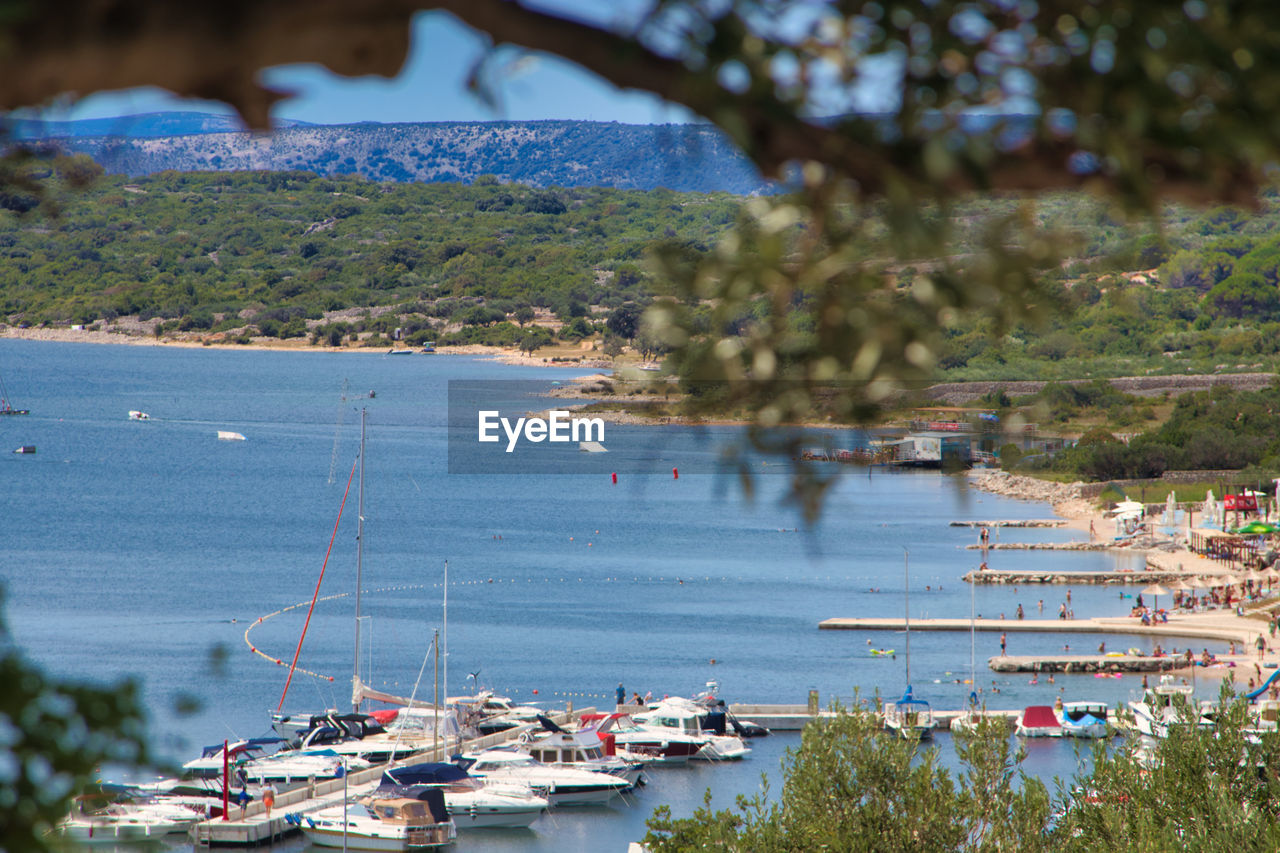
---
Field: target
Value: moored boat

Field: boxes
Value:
[1056,701,1111,738]
[292,793,456,851]
[379,762,549,829]
[456,748,630,806]
[1016,705,1064,738]
[884,686,934,741]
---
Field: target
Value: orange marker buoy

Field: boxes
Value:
[611,472,617,484]
[673,467,679,479]
[532,689,538,695]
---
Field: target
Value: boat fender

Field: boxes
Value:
[518,732,530,744]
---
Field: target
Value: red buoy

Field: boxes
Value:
[611,472,617,484]
[673,467,679,479]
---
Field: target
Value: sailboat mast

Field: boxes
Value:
[353,408,367,713]
[443,559,449,713]
[904,547,910,686]
[969,566,976,694]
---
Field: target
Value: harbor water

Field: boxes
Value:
[0,339,1213,851]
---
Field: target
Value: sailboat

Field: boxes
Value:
[883,548,933,740]
[0,368,28,415]
[949,563,983,734]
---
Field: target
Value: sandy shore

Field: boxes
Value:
[966,469,1280,686]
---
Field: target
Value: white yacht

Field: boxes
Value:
[380,762,549,829]
[57,798,205,843]
[292,793,456,851]
[458,748,631,806]
[631,698,750,760]
[1128,677,1197,738]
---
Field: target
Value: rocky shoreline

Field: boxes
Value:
[966,469,1094,519]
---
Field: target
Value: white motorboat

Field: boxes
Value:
[458,748,631,806]
[57,798,205,842]
[183,738,370,784]
[519,721,644,786]
[128,410,150,420]
[452,691,544,735]
[1127,676,1196,738]
[292,793,456,851]
[577,713,706,764]
[1015,705,1064,738]
[289,709,458,764]
[380,762,549,829]
[631,699,750,760]
[1056,701,1111,738]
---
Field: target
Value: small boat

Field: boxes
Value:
[217,430,246,441]
[182,738,369,785]
[520,717,644,786]
[576,713,707,765]
[128,410,150,421]
[57,798,205,842]
[292,793,456,851]
[631,699,750,760]
[456,748,631,806]
[12,445,35,454]
[1015,705,1064,738]
[885,549,933,741]
[380,762,549,829]
[1056,701,1111,738]
[0,370,28,415]
[1127,676,1196,738]
[884,686,934,741]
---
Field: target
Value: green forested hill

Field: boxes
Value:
[0,170,740,343]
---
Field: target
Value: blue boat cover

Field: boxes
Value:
[381,762,470,787]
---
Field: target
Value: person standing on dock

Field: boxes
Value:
[263,783,276,818]
[616,682,626,706]
[1000,632,1007,656]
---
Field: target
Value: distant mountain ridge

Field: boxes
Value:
[18,112,771,194]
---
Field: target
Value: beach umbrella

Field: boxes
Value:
[1234,521,1280,535]
[1222,574,1242,586]
[1142,583,1170,612]
[1168,579,1193,592]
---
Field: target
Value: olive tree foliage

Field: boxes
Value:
[644,691,1280,853]
[0,598,149,852]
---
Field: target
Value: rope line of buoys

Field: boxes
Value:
[244,583,429,682]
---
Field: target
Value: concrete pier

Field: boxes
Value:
[989,654,1182,674]
[950,520,1068,528]
[818,615,1261,645]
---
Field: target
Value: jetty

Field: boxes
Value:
[950,520,1068,528]
[989,654,1183,674]
[964,542,1116,551]
[819,615,1262,646]
[963,569,1186,585]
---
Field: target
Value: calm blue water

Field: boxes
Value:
[0,339,1220,850]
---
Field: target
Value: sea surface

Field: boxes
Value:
[0,339,1222,851]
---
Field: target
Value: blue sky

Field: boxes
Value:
[30,10,697,127]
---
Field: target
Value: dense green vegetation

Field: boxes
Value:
[0,169,740,346]
[1027,382,1280,484]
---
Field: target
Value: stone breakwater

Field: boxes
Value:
[967,470,1093,518]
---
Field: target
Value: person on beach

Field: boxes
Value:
[1258,635,1267,659]
[1089,520,1096,541]
[1000,632,1007,655]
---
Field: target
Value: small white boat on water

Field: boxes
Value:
[128,410,150,420]
[217,430,246,441]
[57,798,205,843]
[631,698,750,760]
[577,713,707,764]
[379,762,549,829]
[884,686,934,741]
[1056,701,1112,738]
[1128,676,1197,738]
[182,738,370,785]
[1016,705,1064,738]
[458,748,631,806]
[292,793,456,851]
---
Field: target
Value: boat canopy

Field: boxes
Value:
[381,763,469,787]
[1021,706,1061,728]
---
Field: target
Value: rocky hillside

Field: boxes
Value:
[39,117,771,195]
